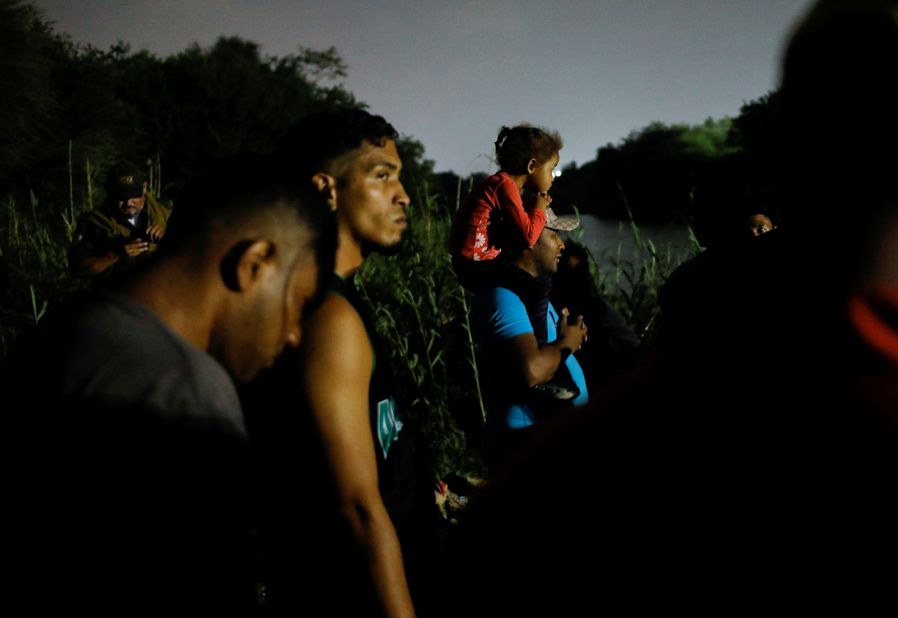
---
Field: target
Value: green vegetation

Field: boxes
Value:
[550,109,777,224]
[588,218,700,341]
[1,185,82,354]
[357,191,486,476]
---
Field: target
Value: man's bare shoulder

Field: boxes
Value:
[303,290,370,354]
[300,289,373,399]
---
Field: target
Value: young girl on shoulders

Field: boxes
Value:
[451,124,563,279]
[451,124,575,346]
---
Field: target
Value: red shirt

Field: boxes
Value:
[451,172,546,261]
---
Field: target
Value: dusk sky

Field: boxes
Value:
[33,0,814,176]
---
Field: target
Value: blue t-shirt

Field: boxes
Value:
[471,287,589,434]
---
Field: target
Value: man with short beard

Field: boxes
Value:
[244,109,433,617]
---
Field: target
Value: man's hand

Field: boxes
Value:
[122,240,150,257]
[146,224,165,242]
[557,307,587,352]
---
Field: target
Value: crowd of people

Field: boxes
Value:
[4,0,898,614]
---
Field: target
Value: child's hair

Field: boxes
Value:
[494,124,563,174]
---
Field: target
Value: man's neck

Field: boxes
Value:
[122,260,215,351]
[514,256,539,278]
[335,227,364,277]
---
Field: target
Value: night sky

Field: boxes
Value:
[33,0,814,176]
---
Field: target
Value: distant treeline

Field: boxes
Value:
[546,96,782,233]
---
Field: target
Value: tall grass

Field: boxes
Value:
[358,188,487,477]
[588,223,699,340]
[0,189,88,357]
[583,192,700,340]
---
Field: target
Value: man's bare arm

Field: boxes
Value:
[299,293,415,618]
[505,308,587,387]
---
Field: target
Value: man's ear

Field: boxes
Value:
[526,158,538,174]
[220,239,276,292]
[311,173,338,212]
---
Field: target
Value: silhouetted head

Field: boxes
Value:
[552,239,599,310]
[780,0,898,271]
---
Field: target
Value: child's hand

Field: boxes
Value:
[523,190,552,210]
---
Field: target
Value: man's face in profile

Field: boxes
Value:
[332,139,410,253]
[534,228,566,276]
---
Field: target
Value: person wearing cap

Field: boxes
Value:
[69,161,173,279]
[468,213,588,470]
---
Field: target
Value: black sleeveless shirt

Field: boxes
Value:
[328,274,418,525]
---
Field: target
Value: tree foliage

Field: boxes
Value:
[550,104,777,225]
[0,1,440,341]
[0,0,66,187]
[0,4,401,207]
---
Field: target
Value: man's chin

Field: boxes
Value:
[362,238,403,257]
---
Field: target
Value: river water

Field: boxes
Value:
[575,214,697,274]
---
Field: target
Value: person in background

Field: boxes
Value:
[747,209,776,238]
[69,160,172,280]
[550,240,641,392]
[469,218,588,470]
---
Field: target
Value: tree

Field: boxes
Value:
[550,118,741,222]
[157,37,357,186]
[0,0,62,188]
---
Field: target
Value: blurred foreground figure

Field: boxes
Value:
[6,156,335,614]
[445,2,898,613]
